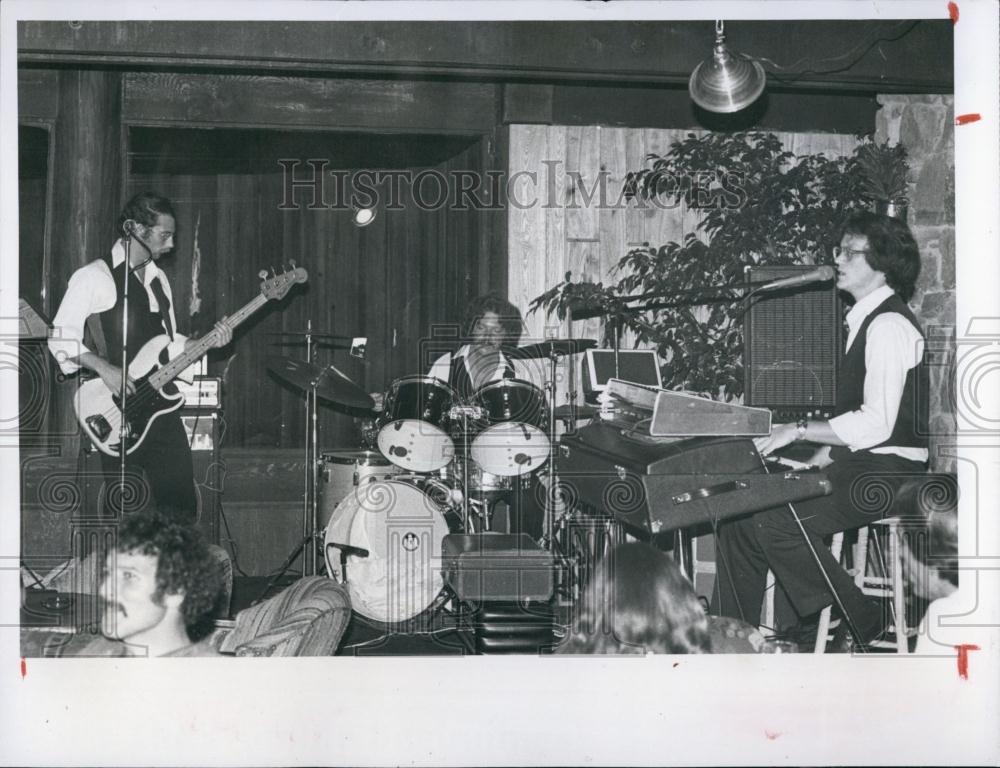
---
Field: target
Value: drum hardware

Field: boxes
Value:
[533,339,596,552]
[323,541,369,584]
[256,323,374,604]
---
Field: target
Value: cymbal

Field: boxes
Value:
[504,339,597,359]
[553,403,599,420]
[266,356,374,409]
[266,330,355,340]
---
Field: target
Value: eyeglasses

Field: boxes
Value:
[832,246,870,260]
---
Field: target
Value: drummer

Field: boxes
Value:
[430,292,544,540]
[427,291,524,399]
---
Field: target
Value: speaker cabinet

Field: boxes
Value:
[744,265,843,420]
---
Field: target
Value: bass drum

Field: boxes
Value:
[324,480,450,623]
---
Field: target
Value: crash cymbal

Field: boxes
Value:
[503,339,597,359]
[553,403,599,420]
[266,356,374,409]
[266,330,355,340]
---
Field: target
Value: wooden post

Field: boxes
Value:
[48,69,125,459]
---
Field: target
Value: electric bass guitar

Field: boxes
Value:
[75,265,308,457]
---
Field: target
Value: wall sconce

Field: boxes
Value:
[688,20,766,114]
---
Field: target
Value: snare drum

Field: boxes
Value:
[324,480,449,623]
[319,450,400,520]
[377,376,457,473]
[470,379,550,476]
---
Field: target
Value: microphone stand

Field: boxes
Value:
[117,231,133,517]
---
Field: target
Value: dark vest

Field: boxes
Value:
[96,253,174,368]
[447,350,514,401]
[832,293,928,458]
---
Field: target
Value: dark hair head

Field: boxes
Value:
[117,192,176,235]
[462,291,524,346]
[115,510,224,640]
[899,475,959,592]
[837,211,922,302]
[559,542,712,654]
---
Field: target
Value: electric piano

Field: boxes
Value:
[556,380,831,535]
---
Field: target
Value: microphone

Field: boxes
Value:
[756,266,835,292]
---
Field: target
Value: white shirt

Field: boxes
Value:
[48,239,182,375]
[428,344,511,388]
[827,284,928,462]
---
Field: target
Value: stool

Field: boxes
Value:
[813,518,911,654]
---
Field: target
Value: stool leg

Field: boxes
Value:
[814,531,845,654]
[888,521,909,654]
[761,570,776,638]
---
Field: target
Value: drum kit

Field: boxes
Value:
[265,331,596,623]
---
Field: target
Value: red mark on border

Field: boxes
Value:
[765,730,782,741]
[948,2,959,24]
[20,658,26,678]
[955,113,981,126]
[955,644,980,679]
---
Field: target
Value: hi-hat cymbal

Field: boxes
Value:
[266,330,355,340]
[503,339,597,359]
[266,356,374,409]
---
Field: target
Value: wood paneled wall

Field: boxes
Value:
[127,130,498,449]
[506,125,860,404]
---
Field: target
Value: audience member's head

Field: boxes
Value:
[100,509,224,656]
[559,542,712,654]
[899,476,959,602]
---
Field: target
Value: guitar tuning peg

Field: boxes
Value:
[258,269,268,280]
[289,259,297,268]
[271,266,278,276]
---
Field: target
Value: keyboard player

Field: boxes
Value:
[711,212,929,648]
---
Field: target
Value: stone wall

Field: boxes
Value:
[876,94,956,472]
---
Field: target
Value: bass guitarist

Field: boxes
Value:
[48,192,233,523]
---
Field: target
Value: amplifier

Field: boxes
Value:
[175,376,222,409]
[442,533,555,602]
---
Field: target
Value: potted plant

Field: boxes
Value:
[530,132,908,399]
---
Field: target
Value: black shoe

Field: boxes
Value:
[829,598,886,653]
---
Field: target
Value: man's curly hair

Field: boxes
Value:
[115,510,224,641]
[462,291,524,346]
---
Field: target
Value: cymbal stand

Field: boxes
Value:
[541,347,563,551]
[303,319,320,576]
[254,358,323,602]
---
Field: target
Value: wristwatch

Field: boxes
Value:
[795,418,809,440]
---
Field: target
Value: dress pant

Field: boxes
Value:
[711,451,926,625]
[97,410,197,524]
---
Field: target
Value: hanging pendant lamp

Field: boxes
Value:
[689,20,766,114]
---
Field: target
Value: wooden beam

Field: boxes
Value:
[18,20,953,94]
[18,69,59,121]
[121,72,496,133]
